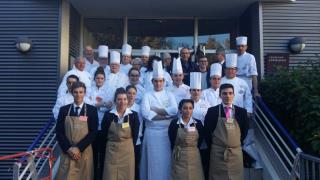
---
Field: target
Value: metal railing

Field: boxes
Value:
[13,117,57,180]
[254,97,320,180]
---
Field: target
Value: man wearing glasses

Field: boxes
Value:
[180,47,196,86]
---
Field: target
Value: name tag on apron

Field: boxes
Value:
[79,116,88,122]
[122,122,129,129]
[187,127,196,132]
[226,118,234,123]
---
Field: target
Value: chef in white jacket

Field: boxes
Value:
[236,36,260,97]
[120,44,133,75]
[140,45,151,77]
[140,60,178,180]
[57,57,92,98]
[201,63,222,107]
[221,53,253,114]
[167,57,190,105]
[190,72,210,125]
[105,51,129,90]
[89,45,110,78]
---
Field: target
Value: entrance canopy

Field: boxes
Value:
[71,0,265,18]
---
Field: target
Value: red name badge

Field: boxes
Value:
[79,116,88,122]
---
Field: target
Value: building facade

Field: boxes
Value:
[0,0,319,178]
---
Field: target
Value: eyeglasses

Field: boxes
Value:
[130,74,140,77]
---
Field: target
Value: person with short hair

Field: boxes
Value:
[89,45,110,78]
[180,47,196,86]
[221,54,252,114]
[56,81,98,180]
[168,99,205,180]
[57,56,92,98]
[167,57,190,105]
[204,83,249,180]
[142,56,173,91]
[140,61,178,180]
[84,45,100,73]
[235,36,260,97]
[201,63,223,107]
[101,87,140,180]
[127,68,145,104]
[105,51,129,90]
[196,55,210,89]
[161,52,172,74]
[120,44,133,75]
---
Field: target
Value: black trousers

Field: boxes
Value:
[92,131,106,180]
[200,148,210,180]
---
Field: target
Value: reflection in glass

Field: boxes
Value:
[128,19,194,49]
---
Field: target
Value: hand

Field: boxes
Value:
[68,147,81,160]
[105,101,113,109]
[254,91,261,99]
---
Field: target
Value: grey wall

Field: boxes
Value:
[239,2,262,78]
[262,1,320,67]
[0,0,60,178]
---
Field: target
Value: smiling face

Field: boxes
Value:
[122,55,132,65]
[225,67,237,79]
[172,73,184,86]
[115,93,128,110]
[190,89,201,102]
[180,102,194,120]
[129,69,140,85]
[74,58,86,71]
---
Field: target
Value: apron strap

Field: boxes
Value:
[67,104,72,116]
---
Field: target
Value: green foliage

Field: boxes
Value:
[260,56,320,154]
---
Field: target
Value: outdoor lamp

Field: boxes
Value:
[16,37,32,53]
[289,37,306,54]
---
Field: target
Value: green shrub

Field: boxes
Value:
[260,56,320,154]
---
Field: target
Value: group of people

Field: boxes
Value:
[54,36,260,180]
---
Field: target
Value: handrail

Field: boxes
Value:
[19,117,55,162]
[256,97,301,153]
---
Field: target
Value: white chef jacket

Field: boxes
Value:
[120,63,132,75]
[192,99,210,125]
[85,58,100,73]
[57,68,92,98]
[167,83,190,105]
[142,71,173,91]
[105,71,129,90]
[52,92,92,120]
[129,103,143,145]
[221,76,253,113]
[237,52,258,90]
[201,88,221,107]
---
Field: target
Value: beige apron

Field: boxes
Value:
[102,116,135,180]
[209,105,244,180]
[171,121,205,180]
[56,104,94,180]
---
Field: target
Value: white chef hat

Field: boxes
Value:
[210,63,222,77]
[172,57,183,74]
[98,45,108,58]
[152,60,164,78]
[190,72,202,89]
[226,53,238,68]
[122,44,132,56]
[236,36,248,45]
[110,51,121,64]
[141,46,151,56]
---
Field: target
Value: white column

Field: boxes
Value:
[194,17,199,48]
[123,16,128,44]
[59,0,70,80]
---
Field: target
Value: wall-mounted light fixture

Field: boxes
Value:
[16,37,32,53]
[289,37,306,54]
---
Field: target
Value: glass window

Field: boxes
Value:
[198,19,233,50]
[128,19,194,49]
[84,18,124,49]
